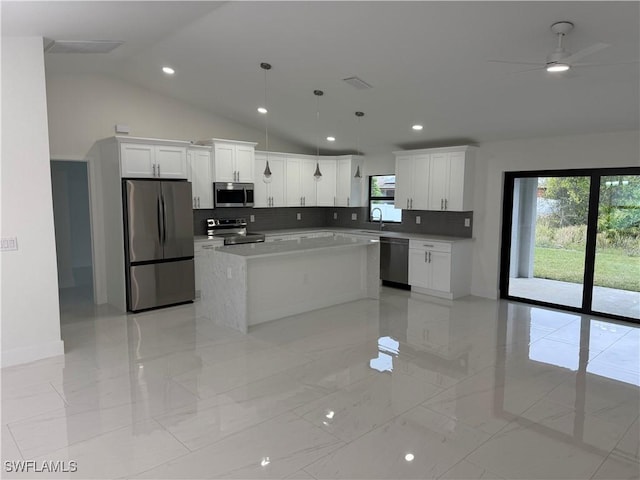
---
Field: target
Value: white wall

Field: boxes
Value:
[471,130,640,299]
[1,37,64,366]
[46,73,308,160]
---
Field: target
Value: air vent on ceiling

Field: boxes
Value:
[342,76,373,90]
[44,40,124,54]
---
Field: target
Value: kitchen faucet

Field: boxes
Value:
[371,207,385,231]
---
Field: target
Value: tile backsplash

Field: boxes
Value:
[193,207,472,237]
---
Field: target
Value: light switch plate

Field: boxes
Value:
[297,212,301,220]
[416,216,421,224]
[1,237,18,251]
[464,218,471,227]
[250,215,255,222]
[351,213,357,220]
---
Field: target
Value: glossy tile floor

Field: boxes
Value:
[2,288,639,479]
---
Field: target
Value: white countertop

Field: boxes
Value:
[261,227,472,243]
[195,228,472,244]
[214,235,378,259]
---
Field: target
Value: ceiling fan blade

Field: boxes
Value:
[509,66,547,74]
[564,43,610,63]
[487,59,544,66]
[573,60,639,68]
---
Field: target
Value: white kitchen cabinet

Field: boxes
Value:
[335,155,363,207]
[315,158,337,206]
[187,146,213,209]
[120,142,188,179]
[394,153,430,210]
[408,238,472,299]
[284,155,317,207]
[394,146,475,211]
[199,139,257,183]
[254,152,285,208]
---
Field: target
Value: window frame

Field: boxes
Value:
[368,175,401,223]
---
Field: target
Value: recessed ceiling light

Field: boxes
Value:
[162,66,175,75]
[546,63,570,73]
[404,453,415,462]
[326,136,336,142]
[412,124,423,131]
[257,107,268,114]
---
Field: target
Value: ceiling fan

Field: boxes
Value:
[488,21,617,74]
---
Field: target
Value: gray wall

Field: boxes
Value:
[193,206,472,237]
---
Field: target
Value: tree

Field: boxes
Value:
[371,177,382,196]
[544,177,591,227]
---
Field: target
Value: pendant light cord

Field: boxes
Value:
[316,94,320,161]
[264,67,269,158]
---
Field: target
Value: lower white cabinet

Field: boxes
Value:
[408,239,472,299]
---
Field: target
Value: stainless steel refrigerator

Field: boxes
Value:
[123,179,195,312]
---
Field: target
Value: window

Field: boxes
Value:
[369,175,402,223]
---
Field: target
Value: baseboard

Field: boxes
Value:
[2,340,65,368]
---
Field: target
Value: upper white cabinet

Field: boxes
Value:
[284,155,317,207]
[199,139,257,183]
[187,146,213,209]
[315,158,337,206]
[335,155,363,207]
[394,146,476,211]
[255,152,286,208]
[120,141,188,179]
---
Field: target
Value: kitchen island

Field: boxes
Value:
[199,236,380,333]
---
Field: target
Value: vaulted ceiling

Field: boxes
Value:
[3,1,639,155]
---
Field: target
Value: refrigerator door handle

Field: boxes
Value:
[161,194,167,244]
[157,197,164,245]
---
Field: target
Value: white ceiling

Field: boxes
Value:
[3,1,639,156]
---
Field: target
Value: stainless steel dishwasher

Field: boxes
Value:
[380,236,409,287]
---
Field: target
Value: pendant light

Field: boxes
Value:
[313,89,324,179]
[260,62,272,183]
[354,111,364,178]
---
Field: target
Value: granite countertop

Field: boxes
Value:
[195,228,472,244]
[260,227,472,243]
[214,235,378,259]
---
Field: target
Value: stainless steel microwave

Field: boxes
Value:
[214,182,254,207]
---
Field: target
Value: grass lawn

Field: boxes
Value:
[534,247,640,292]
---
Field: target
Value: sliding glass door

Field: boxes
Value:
[592,175,640,318]
[501,168,640,323]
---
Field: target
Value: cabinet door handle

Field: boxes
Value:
[411,198,413,209]
[347,197,350,207]
[303,196,306,206]
[153,164,157,177]
[445,198,448,210]
[197,197,200,208]
[429,251,432,263]
[271,196,273,207]
[334,197,336,206]
[425,251,428,263]
[158,165,161,177]
[407,198,409,209]
[193,196,196,208]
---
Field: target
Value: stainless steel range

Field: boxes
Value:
[206,218,265,245]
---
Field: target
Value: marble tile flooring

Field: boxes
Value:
[2,288,639,479]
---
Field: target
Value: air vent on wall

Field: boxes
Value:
[44,40,124,54]
[342,76,373,90]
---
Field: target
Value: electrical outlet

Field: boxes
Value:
[0,237,18,251]
[351,213,357,220]
[297,212,301,220]
[415,216,421,224]
[333,212,338,220]
[250,214,255,223]
[464,218,471,227]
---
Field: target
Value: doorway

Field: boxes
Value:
[501,167,640,323]
[51,160,94,321]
